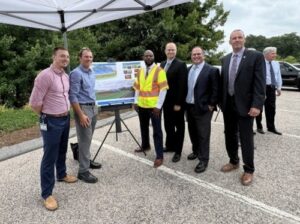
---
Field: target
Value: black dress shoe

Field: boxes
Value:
[268,129,282,135]
[78,171,98,183]
[187,152,198,160]
[163,147,174,153]
[257,128,265,134]
[90,160,102,169]
[194,161,208,173]
[134,147,151,152]
[172,153,181,163]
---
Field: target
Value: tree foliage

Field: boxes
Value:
[246,33,300,62]
[92,0,228,63]
[0,0,228,107]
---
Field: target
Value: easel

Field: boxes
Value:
[92,104,144,162]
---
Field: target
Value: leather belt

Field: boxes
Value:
[43,112,69,117]
[79,102,95,106]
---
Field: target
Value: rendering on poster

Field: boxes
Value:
[92,61,144,107]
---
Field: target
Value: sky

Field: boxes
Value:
[218,0,300,53]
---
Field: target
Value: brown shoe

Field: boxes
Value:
[44,196,58,211]
[134,147,150,153]
[220,163,239,172]
[241,172,253,186]
[58,174,78,183]
[153,159,163,168]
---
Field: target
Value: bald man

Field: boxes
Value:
[133,50,169,168]
[160,42,188,163]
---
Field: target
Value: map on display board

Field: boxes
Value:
[92,61,144,107]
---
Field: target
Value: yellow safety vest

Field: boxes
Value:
[133,65,168,108]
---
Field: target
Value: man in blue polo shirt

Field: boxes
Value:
[69,47,101,183]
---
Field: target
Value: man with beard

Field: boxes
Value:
[133,50,169,168]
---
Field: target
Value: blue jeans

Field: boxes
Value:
[138,107,163,159]
[40,114,70,199]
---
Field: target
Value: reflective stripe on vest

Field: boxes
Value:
[136,66,162,108]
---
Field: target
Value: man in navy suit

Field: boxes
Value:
[160,42,188,163]
[219,29,266,186]
[185,46,220,173]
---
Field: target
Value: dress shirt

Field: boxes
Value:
[69,65,96,104]
[164,58,174,72]
[186,62,204,104]
[29,64,70,114]
[229,48,245,76]
[265,60,282,89]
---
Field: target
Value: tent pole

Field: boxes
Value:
[63,32,68,49]
[62,32,70,73]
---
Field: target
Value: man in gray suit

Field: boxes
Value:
[219,29,266,186]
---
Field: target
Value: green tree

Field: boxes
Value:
[245,35,269,52]
[0,0,229,107]
[245,33,300,62]
[0,25,101,107]
[91,0,228,64]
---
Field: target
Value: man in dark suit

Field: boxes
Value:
[255,47,282,135]
[186,46,220,173]
[219,29,266,186]
[160,42,188,162]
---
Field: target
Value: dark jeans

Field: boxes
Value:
[223,95,255,173]
[138,107,163,159]
[40,114,70,199]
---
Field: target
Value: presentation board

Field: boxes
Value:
[92,61,145,107]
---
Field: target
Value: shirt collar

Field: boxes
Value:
[79,64,92,73]
[50,64,65,75]
[232,47,245,58]
[193,61,205,69]
[166,58,175,64]
[265,59,273,64]
[146,63,156,71]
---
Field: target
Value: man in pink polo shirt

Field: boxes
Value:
[29,47,77,211]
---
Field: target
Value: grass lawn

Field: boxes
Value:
[0,105,38,134]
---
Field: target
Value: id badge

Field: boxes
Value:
[40,123,47,131]
[40,114,47,131]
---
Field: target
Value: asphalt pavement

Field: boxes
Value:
[0,87,299,224]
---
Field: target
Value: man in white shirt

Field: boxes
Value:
[256,47,282,135]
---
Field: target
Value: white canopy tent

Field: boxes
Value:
[0,0,191,47]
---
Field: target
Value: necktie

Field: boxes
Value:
[145,67,149,77]
[186,65,199,103]
[228,54,238,96]
[164,62,171,72]
[269,61,276,86]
